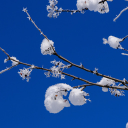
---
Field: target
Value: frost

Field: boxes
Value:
[44,83,72,113]
[93,68,98,74]
[103,36,123,49]
[47,0,62,18]
[18,67,33,82]
[109,87,125,97]
[69,88,90,106]
[76,0,110,14]
[40,38,55,55]
[44,60,69,79]
[98,77,115,92]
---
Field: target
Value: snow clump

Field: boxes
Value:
[44,83,72,113]
[69,88,90,106]
[76,0,110,13]
[98,77,115,92]
[4,56,19,66]
[40,38,55,55]
[103,36,123,49]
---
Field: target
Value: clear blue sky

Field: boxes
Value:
[0,0,128,128]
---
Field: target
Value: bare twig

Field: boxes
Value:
[23,8,49,41]
[113,7,128,22]
[0,47,10,58]
[0,64,18,74]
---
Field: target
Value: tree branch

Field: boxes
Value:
[22,9,128,86]
[1,47,128,91]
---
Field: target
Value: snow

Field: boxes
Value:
[76,0,110,14]
[69,88,89,106]
[103,36,123,49]
[40,38,55,55]
[4,56,19,66]
[10,57,19,66]
[44,83,72,113]
[98,77,115,92]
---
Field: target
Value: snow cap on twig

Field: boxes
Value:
[103,36,123,49]
[98,77,115,92]
[40,38,55,55]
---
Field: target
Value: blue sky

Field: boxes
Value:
[0,0,128,128]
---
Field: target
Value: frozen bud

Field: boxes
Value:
[69,88,89,106]
[103,36,123,49]
[18,68,33,82]
[40,38,55,55]
[97,77,115,92]
[44,83,72,113]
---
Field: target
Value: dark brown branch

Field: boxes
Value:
[0,47,10,58]
[54,52,128,85]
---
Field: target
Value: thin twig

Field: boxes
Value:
[23,8,49,41]
[113,7,128,22]
[0,64,18,74]
[55,8,88,13]
[0,47,10,58]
